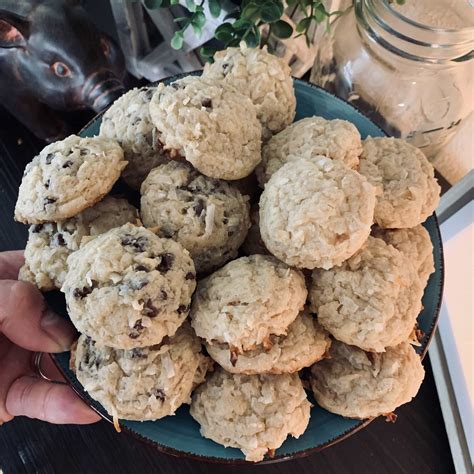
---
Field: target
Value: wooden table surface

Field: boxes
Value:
[0,109,455,474]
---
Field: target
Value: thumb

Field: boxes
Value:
[0,280,76,353]
[6,376,101,424]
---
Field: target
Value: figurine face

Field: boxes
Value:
[0,1,125,112]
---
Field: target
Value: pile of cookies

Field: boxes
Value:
[14,43,441,462]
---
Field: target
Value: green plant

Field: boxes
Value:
[145,0,406,60]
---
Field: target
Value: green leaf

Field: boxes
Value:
[295,17,311,33]
[192,11,206,28]
[271,19,293,38]
[209,0,222,17]
[314,4,328,22]
[260,1,284,23]
[244,29,259,48]
[185,0,197,12]
[171,30,184,49]
[214,23,234,41]
[232,18,252,30]
[241,3,260,21]
[144,0,163,8]
[200,45,217,58]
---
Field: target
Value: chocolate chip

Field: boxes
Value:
[45,153,54,164]
[129,319,145,339]
[142,299,160,317]
[153,388,166,401]
[171,83,180,90]
[144,88,154,100]
[62,160,73,168]
[31,224,44,233]
[73,286,92,298]
[185,272,195,281]
[156,253,174,273]
[177,304,189,314]
[193,199,205,216]
[160,228,175,238]
[136,265,149,272]
[44,179,50,189]
[130,348,147,359]
[44,197,56,208]
[201,98,212,109]
[79,149,87,156]
[55,233,66,246]
[223,217,228,224]
[160,289,168,300]
[131,118,141,126]
[228,230,235,237]
[222,63,229,71]
[121,235,148,252]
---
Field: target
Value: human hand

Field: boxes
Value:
[0,250,100,425]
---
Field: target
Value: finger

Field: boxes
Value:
[0,280,76,353]
[6,376,101,424]
[0,338,31,424]
[0,251,24,280]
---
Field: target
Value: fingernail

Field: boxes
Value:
[40,309,77,352]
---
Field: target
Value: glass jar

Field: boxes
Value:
[310,0,474,160]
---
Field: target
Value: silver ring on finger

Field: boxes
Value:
[33,352,54,382]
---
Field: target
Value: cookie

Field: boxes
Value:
[309,236,423,352]
[372,225,434,289]
[140,161,250,273]
[309,340,425,419]
[203,43,295,139]
[190,255,307,351]
[190,368,311,462]
[259,157,376,269]
[62,223,196,349]
[240,204,268,256]
[71,323,212,421]
[149,75,262,180]
[206,310,331,374]
[19,197,139,291]
[100,86,170,189]
[359,137,440,228]
[256,117,362,186]
[15,135,127,224]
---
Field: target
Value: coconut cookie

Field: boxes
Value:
[359,137,440,228]
[15,135,127,224]
[149,75,261,180]
[140,161,250,273]
[203,43,295,139]
[100,86,170,189]
[206,310,331,375]
[71,323,212,421]
[190,255,307,351]
[310,237,423,352]
[309,340,425,419]
[256,117,362,186]
[62,223,196,349]
[372,225,434,289]
[19,197,138,291]
[190,368,311,462]
[240,205,268,256]
[259,157,375,270]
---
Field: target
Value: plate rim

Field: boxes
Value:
[51,76,445,465]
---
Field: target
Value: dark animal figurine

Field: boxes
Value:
[0,0,125,141]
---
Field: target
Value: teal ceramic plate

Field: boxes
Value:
[48,77,444,464]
